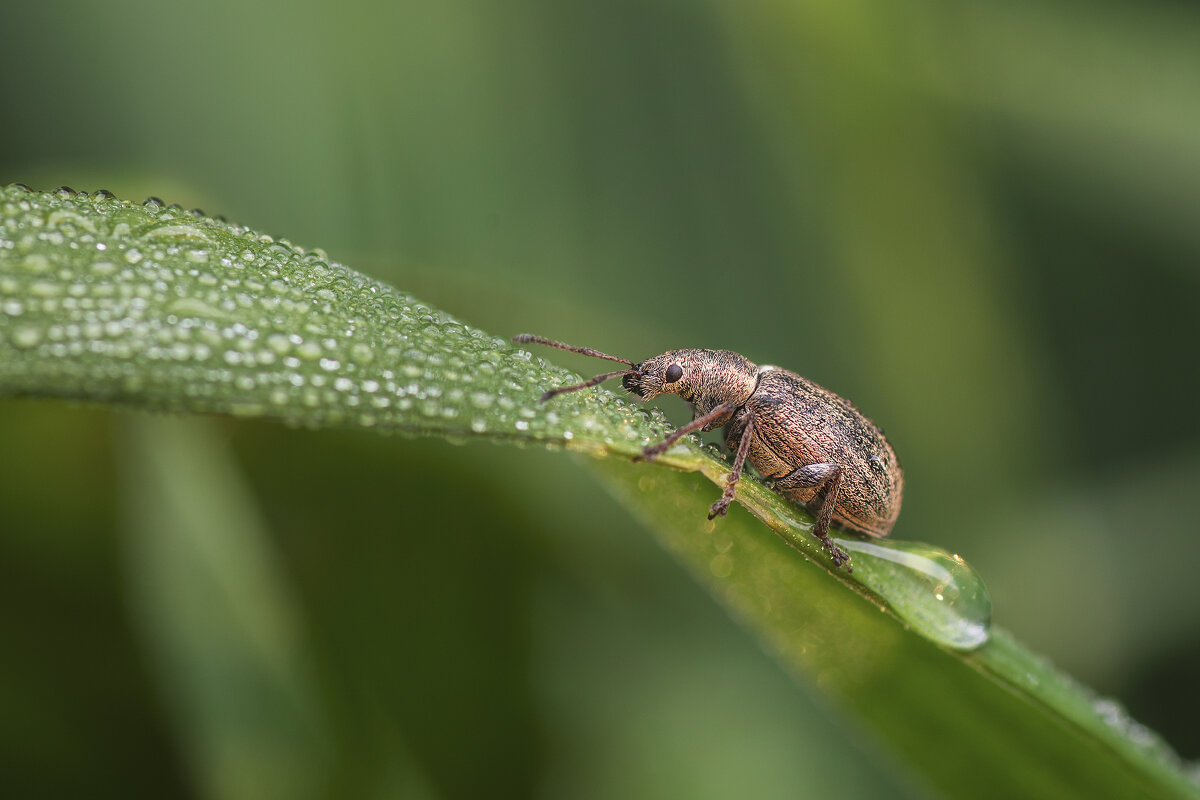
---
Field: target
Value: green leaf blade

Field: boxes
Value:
[0,185,665,452]
[589,458,1199,800]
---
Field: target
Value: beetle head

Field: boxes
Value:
[513,335,757,410]
[623,350,698,402]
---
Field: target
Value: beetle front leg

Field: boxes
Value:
[773,463,849,567]
[636,401,736,461]
[707,414,754,520]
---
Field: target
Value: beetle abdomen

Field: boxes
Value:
[739,369,903,538]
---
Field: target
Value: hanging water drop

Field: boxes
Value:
[834,536,991,650]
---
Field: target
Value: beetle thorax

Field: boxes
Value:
[688,349,759,414]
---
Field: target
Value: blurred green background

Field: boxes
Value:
[2,0,1199,797]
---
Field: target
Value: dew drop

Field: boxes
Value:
[296,340,322,360]
[22,254,51,273]
[266,333,291,354]
[29,281,61,298]
[11,325,42,348]
[833,537,991,650]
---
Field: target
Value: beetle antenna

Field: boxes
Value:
[513,334,634,366]
[539,368,638,402]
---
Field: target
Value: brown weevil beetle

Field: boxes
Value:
[513,334,904,567]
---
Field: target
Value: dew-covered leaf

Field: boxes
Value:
[0,185,668,453]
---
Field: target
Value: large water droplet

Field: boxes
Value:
[834,536,991,650]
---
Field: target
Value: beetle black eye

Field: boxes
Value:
[664,363,683,383]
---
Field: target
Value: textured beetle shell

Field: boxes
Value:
[726,366,903,538]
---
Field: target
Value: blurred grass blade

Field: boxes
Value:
[117,415,331,800]
[3,185,1197,798]
[118,415,443,800]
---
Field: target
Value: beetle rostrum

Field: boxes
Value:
[513,334,904,568]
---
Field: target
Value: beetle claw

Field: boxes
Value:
[707,500,730,520]
[637,444,667,462]
[826,541,850,569]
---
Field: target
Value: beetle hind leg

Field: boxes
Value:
[773,463,849,567]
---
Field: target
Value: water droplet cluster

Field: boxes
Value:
[0,185,669,448]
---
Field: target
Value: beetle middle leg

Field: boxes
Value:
[773,463,849,567]
[707,414,754,520]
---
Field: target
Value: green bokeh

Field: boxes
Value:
[2,0,1198,796]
